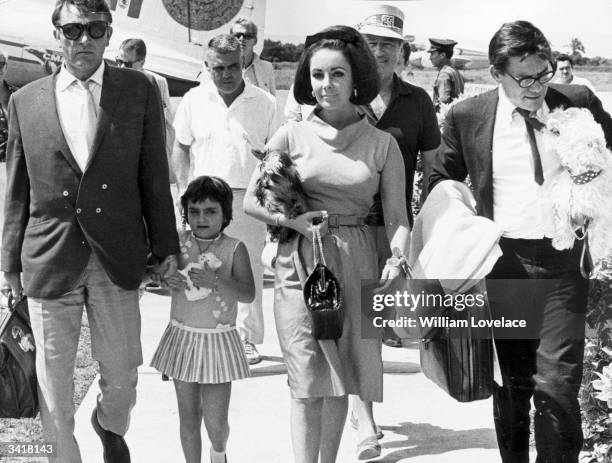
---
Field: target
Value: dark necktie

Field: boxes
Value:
[515,108,545,185]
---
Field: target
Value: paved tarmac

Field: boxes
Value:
[72,286,529,463]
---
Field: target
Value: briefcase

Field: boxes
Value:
[0,295,39,418]
[419,280,494,402]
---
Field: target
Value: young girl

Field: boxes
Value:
[151,176,255,463]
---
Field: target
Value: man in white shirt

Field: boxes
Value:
[427,20,612,463]
[116,38,175,181]
[552,53,596,93]
[230,17,276,96]
[172,34,277,365]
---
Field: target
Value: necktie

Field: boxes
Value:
[80,80,98,161]
[515,107,545,185]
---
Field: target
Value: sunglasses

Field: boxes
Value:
[56,21,108,41]
[115,58,137,68]
[233,32,255,40]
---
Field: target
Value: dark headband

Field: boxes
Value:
[304,29,359,48]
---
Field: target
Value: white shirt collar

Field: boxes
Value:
[57,61,105,92]
[201,79,257,104]
[496,85,550,126]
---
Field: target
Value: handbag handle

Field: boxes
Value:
[311,226,326,267]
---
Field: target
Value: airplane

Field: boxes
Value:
[408,41,490,70]
[0,0,267,96]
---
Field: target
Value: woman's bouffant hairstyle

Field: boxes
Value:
[293,25,380,106]
[489,20,554,73]
[180,176,233,231]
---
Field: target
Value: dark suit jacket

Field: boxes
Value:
[427,84,612,220]
[1,65,180,298]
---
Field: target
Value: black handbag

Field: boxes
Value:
[0,294,39,418]
[303,227,344,340]
[418,280,494,402]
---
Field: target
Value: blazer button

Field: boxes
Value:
[63,190,69,196]
[76,208,82,214]
[96,208,102,214]
[102,184,108,190]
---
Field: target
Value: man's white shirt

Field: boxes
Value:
[55,62,104,172]
[173,81,277,188]
[492,86,564,239]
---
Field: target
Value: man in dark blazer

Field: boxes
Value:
[427,21,612,463]
[1,1,179,462]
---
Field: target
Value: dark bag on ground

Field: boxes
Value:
[303,227,343,340]
[418,280,494,402]
[0,294,39,418]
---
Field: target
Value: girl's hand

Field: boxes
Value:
[287,210,328,238]
[164,272,187,290]
[188,264,218,289]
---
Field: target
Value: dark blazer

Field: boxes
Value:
[1,65,179,298]
[427,84,612,220]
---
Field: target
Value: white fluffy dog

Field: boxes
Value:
[544,107,612,279]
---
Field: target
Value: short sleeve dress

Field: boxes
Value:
[268,111,403,402]
[151,231,250,384]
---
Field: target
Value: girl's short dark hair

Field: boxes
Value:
[489,20,554,73]
[180,176,233,231]
[293,25,380,106]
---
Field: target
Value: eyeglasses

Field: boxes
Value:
[505,68,555,88]
[56,21,108,41]
[115,58,137,68]
[233,32,255,40]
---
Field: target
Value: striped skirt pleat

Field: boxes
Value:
[151,321,250,383]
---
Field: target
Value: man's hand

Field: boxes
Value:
[2,272,23,298]
[152,255,178,284]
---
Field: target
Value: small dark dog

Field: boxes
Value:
[255,150,309,243]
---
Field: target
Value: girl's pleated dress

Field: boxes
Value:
[151,231,250,383]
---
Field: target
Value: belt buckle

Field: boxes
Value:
[328,214,339,228]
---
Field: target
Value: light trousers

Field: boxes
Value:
[29,253,142,463]
[226,188,266,344]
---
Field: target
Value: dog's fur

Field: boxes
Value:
[544,107,612,278]
[255,150,309,243]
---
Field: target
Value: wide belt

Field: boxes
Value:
[326,214,367,228]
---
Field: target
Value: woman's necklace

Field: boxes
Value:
[194,233,221,255]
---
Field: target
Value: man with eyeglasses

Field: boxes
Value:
[116,38,175,183]
[230,17,276,96]
[427,20,612,463]
[1,1,179,462]
[172,34,277,366]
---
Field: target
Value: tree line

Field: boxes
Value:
[261,39,305,63]
[262,37,611,66]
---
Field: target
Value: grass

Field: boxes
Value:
[273,62,612,92]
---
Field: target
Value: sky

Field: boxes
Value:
[265,0,612,58]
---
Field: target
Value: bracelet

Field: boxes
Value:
[274,214,281,227]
